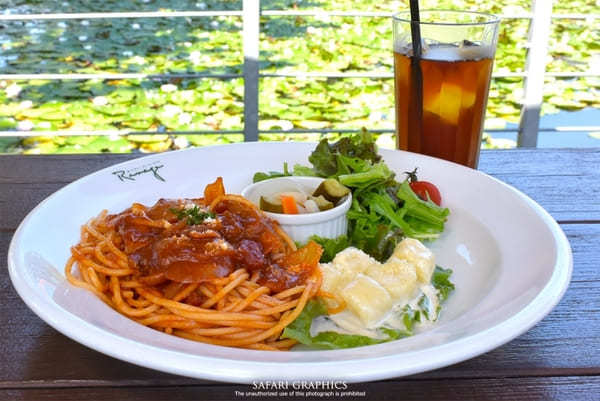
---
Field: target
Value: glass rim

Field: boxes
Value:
[392,9,500,26]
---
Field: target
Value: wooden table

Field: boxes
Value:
[1,149,599,400]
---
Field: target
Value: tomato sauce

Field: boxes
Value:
[107,198,314,291]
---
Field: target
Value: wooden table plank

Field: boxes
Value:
[0,183,71,231]
[0,154,138,184]
[478,149,600,222]
[1,376,599,401]
[1,223,597,385]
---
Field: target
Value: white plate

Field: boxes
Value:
[8,143,572,383]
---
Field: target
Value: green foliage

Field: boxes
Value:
[169,205,216,225]
[432,266,455,303]
[308,235,351,263]
[256,133,450,260]
[0,0,598,153]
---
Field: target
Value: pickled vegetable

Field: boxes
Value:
[257,179,347,214]
[313,179,350,204]
[260,196,284,213]
[310,195,334,211]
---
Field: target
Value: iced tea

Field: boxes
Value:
[394,45,494,168]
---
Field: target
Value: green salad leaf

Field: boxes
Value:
[253,162,316,182]
[292,164,317,177]
[308,139,338,177]
[338,161,393,188]
[396,181,449,229]
[432,266,455,303]
[308,129,381,177]
[253,162,291,183]
[251,130,450,262]
[308,235,351,263]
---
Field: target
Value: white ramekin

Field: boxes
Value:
[241,176,351,244]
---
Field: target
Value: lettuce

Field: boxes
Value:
[253,162,291,183]
[360,186,448,242]
[308,235,351,263]
[432,266,455,302]
[309,133,448,260]
[292,164,317,177]
[338,162,393,188]
[308,129,381,177]
[395,181,449,229]
[251,131,450,262]
[308,139,338,177]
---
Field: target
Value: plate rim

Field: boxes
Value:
[7,143,573,383]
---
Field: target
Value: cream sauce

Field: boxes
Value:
[311,283,440,339]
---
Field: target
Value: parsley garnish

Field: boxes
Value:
[169,206,215,225]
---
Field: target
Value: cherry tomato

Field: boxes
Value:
[409,181,442,206]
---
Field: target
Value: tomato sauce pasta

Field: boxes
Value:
[65,178,323,351]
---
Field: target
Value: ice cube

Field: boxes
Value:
[423,93,441,115]
[461,88,476,109]
[422,61,445,113]
[438,82,462,125]
[422,43,492,61]
[423,82,466,125]
[422,45,463,62]
[458,43,493,60]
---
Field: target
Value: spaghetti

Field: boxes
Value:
[65,177,323,350]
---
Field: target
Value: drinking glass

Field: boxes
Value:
[393,10,500,168]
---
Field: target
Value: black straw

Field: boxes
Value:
[409,0,422,58]
[409,0,423,151]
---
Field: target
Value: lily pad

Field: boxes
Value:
[57,136,134,153]
[23,141,59,154]
[65,136,97,146]
[0,118,17,130]
[93,105,129,116]
[126,134,170,143]
[139,139,173,152]
[294,120,331,129]
[0,136,21,153]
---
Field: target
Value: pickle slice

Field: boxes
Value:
[309,195,334,211]
[259,196,283,213]
[312,179,350,204]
